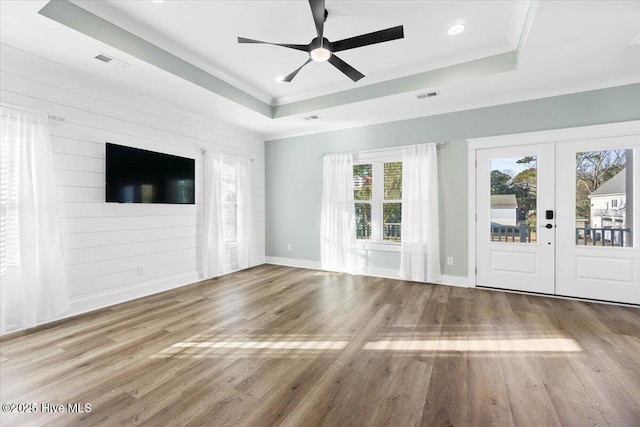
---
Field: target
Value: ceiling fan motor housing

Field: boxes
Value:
[237,0,404,82]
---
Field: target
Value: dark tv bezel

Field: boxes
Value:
[105,142,195,204]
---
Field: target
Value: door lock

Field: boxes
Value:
[545,223,553,229]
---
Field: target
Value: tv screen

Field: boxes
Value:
[105,143,195,204]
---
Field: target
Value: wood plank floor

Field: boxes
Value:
[1,264,640,426]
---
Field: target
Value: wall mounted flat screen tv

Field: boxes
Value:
[106,143,195,204]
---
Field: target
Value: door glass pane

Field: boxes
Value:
[490,156,537,243]
[353,164,372,200]
[355,203,371,240]
[575,149,632,247]
[383,203,401,242]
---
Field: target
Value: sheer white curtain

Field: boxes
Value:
[235,157,255,270]
[202,152,225,278]
[203,153,255,277]
[320,153,358,274]
[0,105,69,335]
[399,143,441,282]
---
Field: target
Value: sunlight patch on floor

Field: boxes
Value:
[363,338,582,352]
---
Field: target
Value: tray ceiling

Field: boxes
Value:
[1,0,639,139]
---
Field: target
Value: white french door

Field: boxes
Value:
[476,143,556,294]
[473,124,640,305]
[556,135,640,303]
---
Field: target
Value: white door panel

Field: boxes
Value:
[556,136,640,304]
[476,143,555,294]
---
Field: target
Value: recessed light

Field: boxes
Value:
[152,0,166,3]
[448,24,466,36]
[275,75,285,83]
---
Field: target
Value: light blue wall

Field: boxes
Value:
[265,84,640,278]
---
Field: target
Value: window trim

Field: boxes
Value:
[357,241,402,252]
[353,149,403,246]
[221,161,238,245]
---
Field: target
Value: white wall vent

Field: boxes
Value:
[417,90,440,99]
[95,53,112,63]
[94,52,130,69]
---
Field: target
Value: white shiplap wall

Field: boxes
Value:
[0,45,265,322]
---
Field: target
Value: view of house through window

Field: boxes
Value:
[575,149,632,247]
[489,156,538,243]
[353,161,402,242]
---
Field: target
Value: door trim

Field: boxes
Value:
[467,120,640,289]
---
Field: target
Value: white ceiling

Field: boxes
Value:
[1,0,639,140]
[73,0,524,104]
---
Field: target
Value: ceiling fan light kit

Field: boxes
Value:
[238,0,404,82]
[310,47,331,62]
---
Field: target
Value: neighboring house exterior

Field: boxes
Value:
[491,194,517,226]
[588,168,626,229]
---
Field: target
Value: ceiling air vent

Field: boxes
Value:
[95,53,113,63]
[303,115,319,120]
[417,90,439,100]
[94,52,130,69]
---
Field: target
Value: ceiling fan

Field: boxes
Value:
[238,0,404,83]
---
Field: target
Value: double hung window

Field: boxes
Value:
[353,160,403,243]
[221,162,237,245]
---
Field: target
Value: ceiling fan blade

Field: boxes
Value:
[309,0,326,41]
[327,54,364,82]
[238,37,309,52]
[331,25,404,52]
[283,58,313,82]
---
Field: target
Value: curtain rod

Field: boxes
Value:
[0,102,66,122]
[320,141,448,158]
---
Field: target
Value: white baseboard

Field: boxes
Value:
[68,258,269,319]
[9,260,467,336]
[265,256,469,288]
[365,267,402,280]
[19,261,268,334]
[68,272,201,319]
[265,256,322,270]
[439,275,470,288]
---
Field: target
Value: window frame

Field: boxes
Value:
[352,149,403,247]
[220,161,238,247]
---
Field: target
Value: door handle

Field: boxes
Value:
[545,224,553,229]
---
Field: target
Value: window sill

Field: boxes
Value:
[357,241,402,252]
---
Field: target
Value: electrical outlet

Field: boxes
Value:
[287,244,292,252]
[136,265,144,275]
[447,257,454,266]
